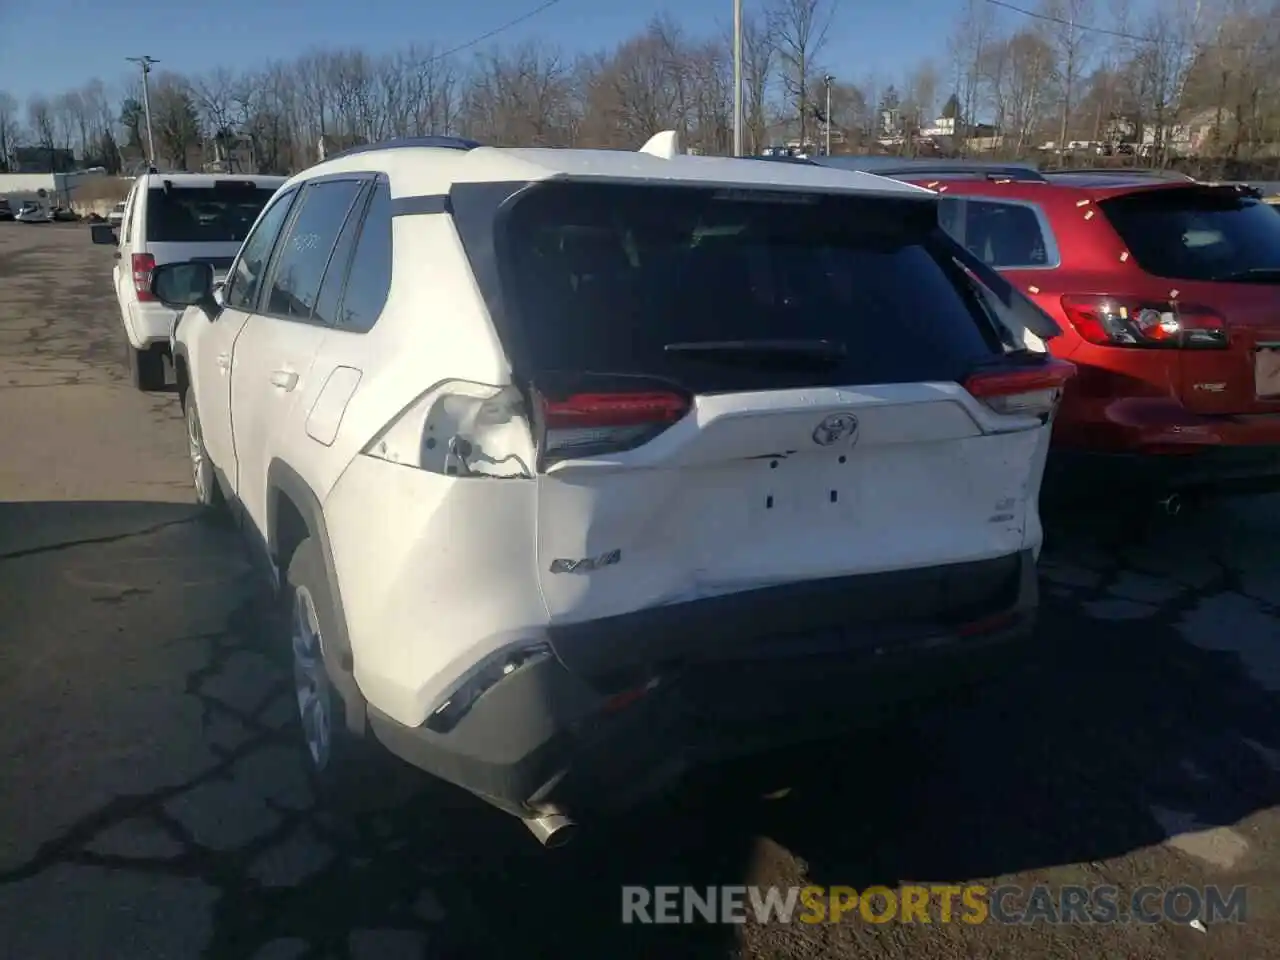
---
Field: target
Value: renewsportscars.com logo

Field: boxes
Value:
[622,884,1249,926]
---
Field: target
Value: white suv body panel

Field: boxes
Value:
[324,379,1049,729]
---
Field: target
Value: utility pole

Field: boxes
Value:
[824,75,834,156]
[732,0,744,157]
[126,56,159,170]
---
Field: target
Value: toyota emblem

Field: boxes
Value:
[812,413,858,446]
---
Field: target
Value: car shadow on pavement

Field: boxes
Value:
[746,498,1280,891]
[4,498,1280,959]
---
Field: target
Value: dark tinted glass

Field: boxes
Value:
[263,179,364,322]
[1101,188,1280,282]
[336,181,392,333]
[224,189,297,312]
[312,184,369,327]
[498,182,998,391]
[951,199,1051,268]
[145,184,279,243]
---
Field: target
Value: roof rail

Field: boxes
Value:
[1043,167,1196,181]
[808,156,1047,182]
[323,136,483,162]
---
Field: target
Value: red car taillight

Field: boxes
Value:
[539,390,690,463]
[132,253,157,302]
[1060,295,1228,350]
[964,358,1077,417]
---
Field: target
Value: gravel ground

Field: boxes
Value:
[2,222,1279,959]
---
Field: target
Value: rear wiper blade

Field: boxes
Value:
[664,339,847,359]
[1211,267,1280,283]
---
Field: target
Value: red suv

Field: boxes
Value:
[802,158,1280,507]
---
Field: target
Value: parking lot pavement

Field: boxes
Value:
[2,222,1280,959]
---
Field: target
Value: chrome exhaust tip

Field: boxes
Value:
[524,812,578,848]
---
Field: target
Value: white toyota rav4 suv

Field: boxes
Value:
[91,172,286,390]
[153,134,1073,846]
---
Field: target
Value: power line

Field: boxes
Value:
[982,0,1260,53]
[430,0,564,62]
[982,0,1160,44]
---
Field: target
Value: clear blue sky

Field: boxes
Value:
[1,0,989,107]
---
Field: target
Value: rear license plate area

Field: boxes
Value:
[1254,344,1280,399]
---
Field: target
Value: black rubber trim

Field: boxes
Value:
[265,459,364,732]
[391,194,451,217]
[549,551,1027,686]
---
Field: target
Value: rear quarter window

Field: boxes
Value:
[1100,188,1280,282]
[939,197,1056,269]
[495,181,1004,393]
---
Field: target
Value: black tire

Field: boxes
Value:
[127,344,166,392]
[182,388,226,514]
[285,538,381,807]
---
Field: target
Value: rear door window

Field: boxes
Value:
[144,182,280,244]
[938,197,1055,269]
[223,189,298,312]
[497,182,1002,392]
[1100,187,1280,282]
[260,179,364,322]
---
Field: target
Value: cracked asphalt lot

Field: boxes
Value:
[3,223,1280,959]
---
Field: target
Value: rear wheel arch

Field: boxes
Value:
[265,459,363,730]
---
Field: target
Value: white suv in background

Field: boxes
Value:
[91,172,286,390]
[154,134,1073,847]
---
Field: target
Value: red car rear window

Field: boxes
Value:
[1100,187,1280,283]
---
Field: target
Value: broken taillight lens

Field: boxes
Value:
[1060,295,1228,349]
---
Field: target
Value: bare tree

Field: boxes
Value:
[591,25,684,147]
[769,0,837,150]
[984,28,1057,153]
[740,13,776,153]
[193,68,242,169]
[149,73,202,170]
[27,97,56,171]
[464,41,576,146]
[948,0,997,155]
[1038,0,1096,161]
[0,91,20,170]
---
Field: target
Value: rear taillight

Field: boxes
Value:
[1060,295,1228,350]
[538,390,689,463]
[132,253,157,302]
[361,381,692,476]
[964,358,1076,418]
[532,391,686,465]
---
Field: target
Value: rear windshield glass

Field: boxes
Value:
[1101,188,1280,282]
[145,184,279,244]
[498,182,1000,391]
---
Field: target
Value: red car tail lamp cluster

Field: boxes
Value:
[1060,296,1228,350]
